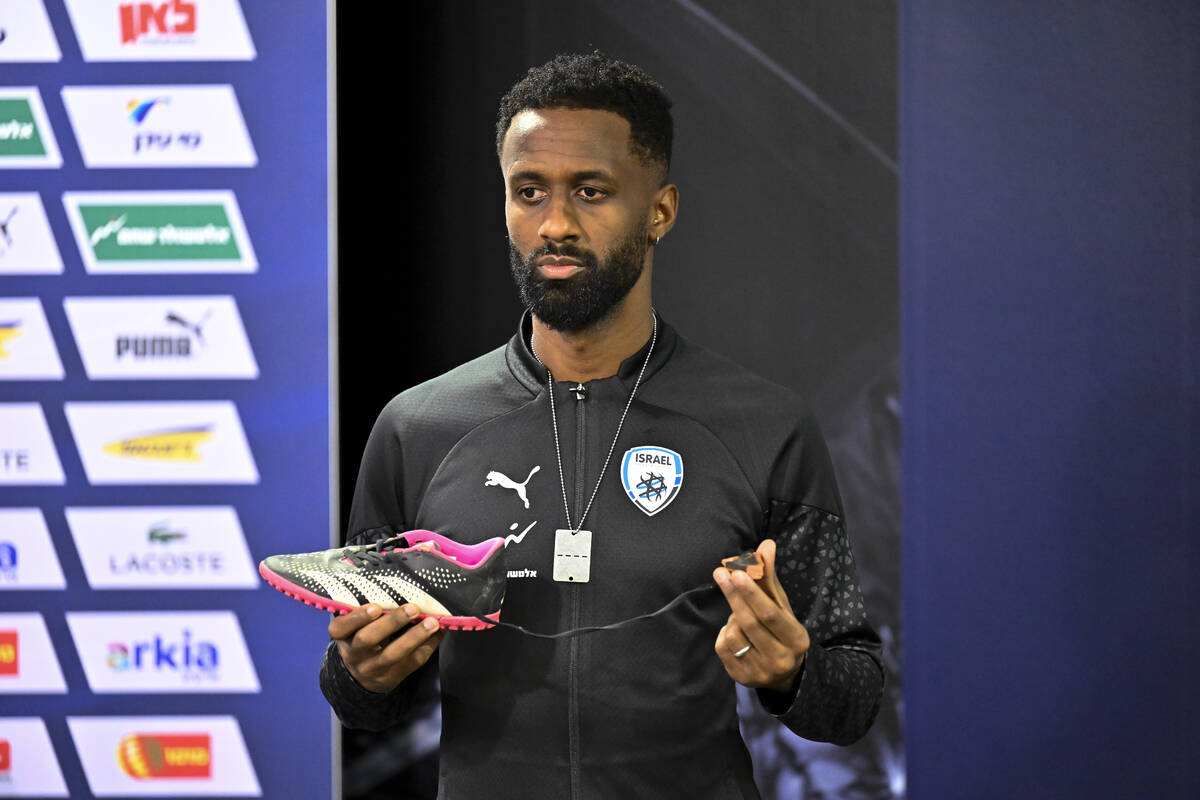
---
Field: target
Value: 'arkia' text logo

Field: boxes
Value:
[107,629,218,680]
[118,733,211,779]
[66,610,259,693]
[120,1,196,45]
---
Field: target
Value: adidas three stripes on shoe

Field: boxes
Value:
[258,530,506,630]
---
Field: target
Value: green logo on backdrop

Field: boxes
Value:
[79,203,242,262]
[0,98,47,158]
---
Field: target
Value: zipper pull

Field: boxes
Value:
[570,383,588,401]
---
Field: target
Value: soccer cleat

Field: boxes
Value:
[258,530,506,630]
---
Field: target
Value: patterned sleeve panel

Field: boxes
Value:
[319,640,436,732]
[757,499,885,745]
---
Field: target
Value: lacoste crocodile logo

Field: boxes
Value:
[485,465,540,509]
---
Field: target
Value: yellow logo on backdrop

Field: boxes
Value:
[0,322,21,358]
[104,427,213,461]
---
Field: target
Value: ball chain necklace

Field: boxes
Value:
[532,310,658,583]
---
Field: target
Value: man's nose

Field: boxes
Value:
[538,196,579,243]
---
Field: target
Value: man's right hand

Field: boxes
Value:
[328,604,444,694]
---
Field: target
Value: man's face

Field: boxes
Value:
[501,108,660,332]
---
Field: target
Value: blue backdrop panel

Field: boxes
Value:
[902,1,1197,797]
[1,1,331,797]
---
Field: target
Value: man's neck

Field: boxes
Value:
[530,284,653,384]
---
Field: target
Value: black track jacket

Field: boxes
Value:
[321,315,883,799]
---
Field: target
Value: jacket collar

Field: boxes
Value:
[506,309,678,395]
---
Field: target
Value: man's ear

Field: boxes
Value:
[649,183,679,243]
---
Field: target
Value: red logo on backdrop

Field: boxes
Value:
[119,1,197,45]
[117,734,211,779]
[0,631,17,676]
[0,739,11,773]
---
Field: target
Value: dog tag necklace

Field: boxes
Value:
[534,311,658,583]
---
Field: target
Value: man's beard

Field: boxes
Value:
[508,224,648,333]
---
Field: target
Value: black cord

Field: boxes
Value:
[474,583,719,639]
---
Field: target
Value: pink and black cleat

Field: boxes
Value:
[259,530,506,631]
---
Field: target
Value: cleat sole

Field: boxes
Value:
[259,561,500,629]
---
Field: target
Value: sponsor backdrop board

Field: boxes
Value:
[0,2,331,798]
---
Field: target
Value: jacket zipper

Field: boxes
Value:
[568,382,586,799]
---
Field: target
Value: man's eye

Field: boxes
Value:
[518,187,545,201]
[578,187,605,200]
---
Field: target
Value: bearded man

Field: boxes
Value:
[318,52,883,799]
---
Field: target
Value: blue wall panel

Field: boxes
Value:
[1,1,331,796]
[902,1,1197,796]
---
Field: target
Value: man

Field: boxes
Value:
[320,52,882,798]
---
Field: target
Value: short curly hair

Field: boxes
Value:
[496,52,673,176]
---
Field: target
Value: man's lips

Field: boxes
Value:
[535,257,585,279]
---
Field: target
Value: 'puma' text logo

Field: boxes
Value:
[485,465,540,508]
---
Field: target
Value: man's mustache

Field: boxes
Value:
[525,243,598,267]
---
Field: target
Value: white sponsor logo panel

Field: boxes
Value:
[0,613,68,693]
[0,298,65,380]
[67,715,261,796]
[0,403,65,485]
[0,508,67,590]
[66,610,260,693]
[64,0,256,61]
[61,84,256,168]
[0,0,62,62]
[0,193,65,274]
[62,189,257,274]
[0,717,69,797]
[64,295,258,379]
[64,401,259,484]
[0,87,62,169]
[66,505,258,589]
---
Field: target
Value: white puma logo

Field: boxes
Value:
[485,465,540,508]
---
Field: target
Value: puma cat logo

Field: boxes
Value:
[485,465,541,508]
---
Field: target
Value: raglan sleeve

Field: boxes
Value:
[756,411,885,745]
[318,397,439,731]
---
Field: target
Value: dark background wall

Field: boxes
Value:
[337,1,899,798]
[337,0,896,473]
[902,1,1198,797]
[338,1,1198,798]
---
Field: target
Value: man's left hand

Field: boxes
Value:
[713,538,809,694]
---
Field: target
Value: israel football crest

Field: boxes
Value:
[621,446,683,516]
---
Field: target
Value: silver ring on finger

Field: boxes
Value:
[733,644,752,659]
